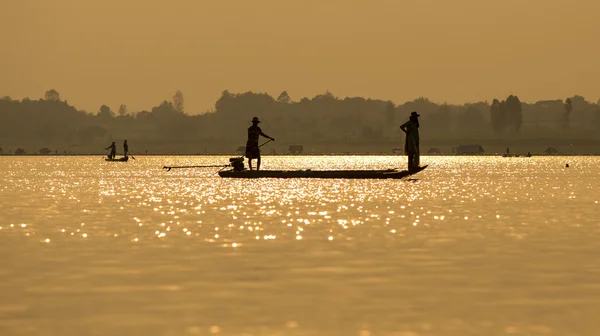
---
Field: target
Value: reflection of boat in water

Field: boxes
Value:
[105,156,129,162]
[218,165,428,179]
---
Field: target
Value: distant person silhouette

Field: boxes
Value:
[123,140,129,158]
[246,117,274,170]
[105,142,116,159]
[400,111,420,172]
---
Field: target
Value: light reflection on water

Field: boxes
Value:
[1,155,600,335]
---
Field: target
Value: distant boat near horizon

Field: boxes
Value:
[502,153,533,158]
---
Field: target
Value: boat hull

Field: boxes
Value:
[218,165,428,179]
[502,154,532,157]
[105,157,129,162]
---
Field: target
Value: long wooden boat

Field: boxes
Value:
[218,165,428,179]
[502,153,533,158]
[105,156,129,162]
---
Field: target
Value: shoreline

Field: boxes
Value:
[1,153,599,157]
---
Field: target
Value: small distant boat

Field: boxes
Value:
[502,153,533,158]
[218,165,428,179]
[105,156,129,162]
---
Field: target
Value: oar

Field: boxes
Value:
[129,153,136,160]
[163,165,229,172]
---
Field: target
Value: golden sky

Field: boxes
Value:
[1,0,599,114]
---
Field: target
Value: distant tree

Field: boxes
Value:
[215,90,235,114]
[97,105,114,118]
[152,100,177,114]
[592,108,600,129]
[569,95,588,106]
[277,91,292,103]
[44,89,60,101]
[491,99,507,134]
[458,105,484,131]
[118,104,128,116]
[430,103,453,132]
[172,90,184,113]
[15,148,26,155]
[384,101,395,125]
[506,95,523,133]
[563,98,573,129]
[313,90,336,102]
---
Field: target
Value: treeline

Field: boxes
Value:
[1,89,599,154]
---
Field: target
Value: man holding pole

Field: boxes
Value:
[246,117,274,171]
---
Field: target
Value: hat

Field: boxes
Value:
[410,111,420,117]
[251,117,261,123]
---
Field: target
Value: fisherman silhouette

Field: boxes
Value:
[105,142,116,159]
[123,140,129,158]
[400,111,421,172]
[246,117,274,170]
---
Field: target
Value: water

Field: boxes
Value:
[1,156,599,336]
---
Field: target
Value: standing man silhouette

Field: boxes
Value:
[400,111,420,172]
[123,140,129,158]
[246,117,274,170]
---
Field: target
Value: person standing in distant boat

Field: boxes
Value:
[246,117,274,171]
[105,141,116,159]
[400,111,420,172]
[123,140,129,158]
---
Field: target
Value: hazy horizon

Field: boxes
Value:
[2,0,599,114]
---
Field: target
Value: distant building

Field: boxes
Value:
[427,148,441,154]
[455,144,484,155]
[288,145,304,154]
[39,148,52,155]
[544,147,559,155]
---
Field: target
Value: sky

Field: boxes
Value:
[1,0,599,114]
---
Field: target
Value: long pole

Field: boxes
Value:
[163,165,229,171]
[258,139,273,148]
[231,138,273,158]
[163,139,273,172]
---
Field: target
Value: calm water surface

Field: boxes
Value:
[1,156,599,336]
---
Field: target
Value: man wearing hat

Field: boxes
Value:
[399,111,421,172]
[246,117,275,170]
